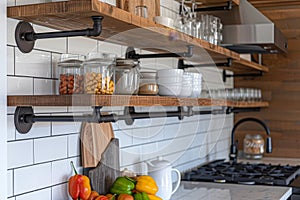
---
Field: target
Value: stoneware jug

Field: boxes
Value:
[147,157,181,200]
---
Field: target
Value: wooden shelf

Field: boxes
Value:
[7,95,269,108]
[7,0,268,72]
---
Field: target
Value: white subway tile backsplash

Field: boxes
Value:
[52,183,71,200]
[7,170,13,197]
[16,0,48,5]
[120,146,142,167]
[8,197,16,200]
[7,19,18,46]
[7,115,15,141]
[7,46,14,75]
[52,120,81,136]
[7,0,15,6]
[98,41,122,56]
[7,140,34,169]
[33,25,67,53]
[16,188,51,200]
[7,76,33,95]
[15,49,52,78]
[34,78,56,95]
[14,163,52,195]
[68,134,80,157]
[16,122,51,139]
[114,129,133,147]
[68,37,97,55]
[52,157,80,185]
[34,136,68,163]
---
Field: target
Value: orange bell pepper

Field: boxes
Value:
[68,161,92,200]
[117,194,134,200]
[88,191,100,200]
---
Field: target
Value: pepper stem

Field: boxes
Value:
[70,161,78,175]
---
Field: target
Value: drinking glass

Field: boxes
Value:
[135,5,148,18]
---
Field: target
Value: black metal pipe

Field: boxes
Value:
[127,46,193,60]
[194,1,232,12]
[178,58,232,70]
[24,16,103,41]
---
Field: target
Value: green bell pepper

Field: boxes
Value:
[110,177,135,195]
[134,192,150,200]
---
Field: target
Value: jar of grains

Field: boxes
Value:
[58,54,85,95]
[83,52,116,95]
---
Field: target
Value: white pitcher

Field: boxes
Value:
[147,157,181,200]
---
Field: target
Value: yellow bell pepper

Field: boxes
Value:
[135,176,158,195]
[147,194,162,200]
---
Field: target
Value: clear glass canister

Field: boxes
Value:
[114,58,140,95]
[243,134,264,159]
[58,54,85,95]
[83,52,116,95]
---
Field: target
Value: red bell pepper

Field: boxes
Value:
[68,161,92,200]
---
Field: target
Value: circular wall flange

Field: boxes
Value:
[124,107,135,125]
[14,107,34,134]
[15,21,35,53]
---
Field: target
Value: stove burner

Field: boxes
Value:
[183,160,300,186]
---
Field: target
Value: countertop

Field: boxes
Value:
[172,181,292,200]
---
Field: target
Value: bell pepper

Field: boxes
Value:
[134,192,150,200]
[117,194,134,200]
[147,195,162,200]
[88,191,100,200]
[95,195,109,200]
[110,176,135,195]
[68,161,92,200]
[135,176,158,195]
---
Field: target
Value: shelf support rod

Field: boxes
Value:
[177,58,232,69]
[222,69,263,82]
[194,1,233,12]
[15,16,103,53]
[125,46,193,60]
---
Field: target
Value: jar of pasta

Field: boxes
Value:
[58,54,85,95]
[83,53,116,95]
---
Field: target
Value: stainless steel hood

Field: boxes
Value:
[210,0,288,54]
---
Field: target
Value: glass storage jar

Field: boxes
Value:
[243,134,264,159]
[83,52,116,95]
[58,54,85,95]
[114,58,141,95]
[138,72,158,95]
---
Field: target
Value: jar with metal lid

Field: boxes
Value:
[114,58,140,95]
[83,52,116,95]
[243,134,265,159]
[58,54,85,95]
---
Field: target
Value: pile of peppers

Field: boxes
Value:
[68,161,162,200]
[109,175,162,200]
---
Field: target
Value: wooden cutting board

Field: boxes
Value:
[117,0,160,20]
[89,138,120,194]
[80,122,115,168]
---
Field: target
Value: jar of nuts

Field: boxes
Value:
[83,53,116,95]
[243,134,264,159]
[58,54,85,95]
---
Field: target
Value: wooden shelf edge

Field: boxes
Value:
[7,0,269,73]
[7,95,269,108]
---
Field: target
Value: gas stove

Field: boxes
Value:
[183,159,300,186]
[183,159,300,199]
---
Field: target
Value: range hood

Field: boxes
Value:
[210,0,288,54]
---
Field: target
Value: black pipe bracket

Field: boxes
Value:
[15,16,103,53]
[125,45,193,60]
[177,58,232,70]
[194,1,233,12]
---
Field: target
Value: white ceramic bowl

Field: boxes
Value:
[159,85,182,96]
[157,69,183,78]
[153,16,174,29]
[157,77,182,84]
[179,85,193,97]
